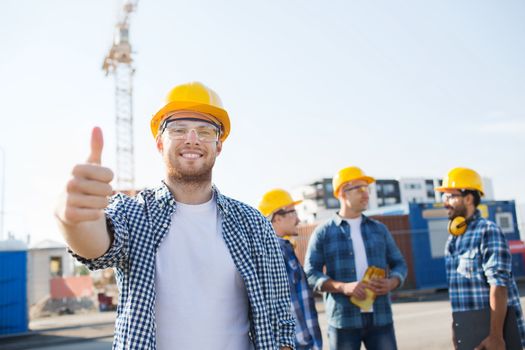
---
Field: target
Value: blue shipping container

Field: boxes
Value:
[407,200,523,290]
[0,250,28,336]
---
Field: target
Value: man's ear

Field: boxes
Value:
[215,140,223,155]
[156,136,163,153]
[464,193,474,207]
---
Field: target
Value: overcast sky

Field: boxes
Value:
[1,0,524,244]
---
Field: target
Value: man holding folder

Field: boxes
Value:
[304,166,407,350]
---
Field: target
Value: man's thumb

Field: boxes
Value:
[87,127,104,165]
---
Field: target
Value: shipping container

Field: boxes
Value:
[370,215,417,289]
[406,201,523,290]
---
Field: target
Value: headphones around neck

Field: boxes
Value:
[448,216,473,236]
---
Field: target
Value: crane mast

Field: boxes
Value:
[102,1,138,191]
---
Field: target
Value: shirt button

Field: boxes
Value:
[163,223,168,228]
[169,200,174,205]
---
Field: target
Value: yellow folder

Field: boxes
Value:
[350,266,385,311]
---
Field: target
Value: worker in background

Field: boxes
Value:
[435,167,525,349]
[54,82,295,350]
[258,189,323,350]
[304,166,407,350]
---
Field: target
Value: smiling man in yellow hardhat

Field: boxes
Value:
[55,82,295,350]
[304,166,407,350]
[436,167,525,349]
[259,189,323,350]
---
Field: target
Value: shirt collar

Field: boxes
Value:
[154,182,174,207]
[213,185,230,215]
[333,212,369,226]
[154,181,230,215]
[471,209,482,221]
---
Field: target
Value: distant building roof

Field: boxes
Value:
[30,239,67,250]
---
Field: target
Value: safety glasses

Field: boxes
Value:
[343,184,369,194]
[441,192,464,202]
[161,118,220,143]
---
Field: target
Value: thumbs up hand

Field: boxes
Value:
[87,126,104,165]
[56,127,114,226]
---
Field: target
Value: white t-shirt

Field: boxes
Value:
[155,196,253,350]
[345,216,368,281]
[345,216,372,313]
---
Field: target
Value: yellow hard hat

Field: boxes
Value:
[435,167,484,196]
[258,189,302,218]
[150,82,231,141]
[332,166,375,198]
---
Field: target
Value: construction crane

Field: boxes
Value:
[102,0,139,191]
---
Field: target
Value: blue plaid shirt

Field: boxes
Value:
[304,214,407,329]
[72,184,295,350]
[277,238,322,350]
[445,210,525,346]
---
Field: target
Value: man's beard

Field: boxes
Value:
[165,154,215,186]
[447,203,467,220]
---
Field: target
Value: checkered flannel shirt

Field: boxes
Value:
[304,214,407,329]
[72,183,296,350]
[445,210,525,346]
[278,238,322,350]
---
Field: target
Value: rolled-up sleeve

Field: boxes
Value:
[70,194,129,271]
[304,227,329,292]
[481,222,512,286]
